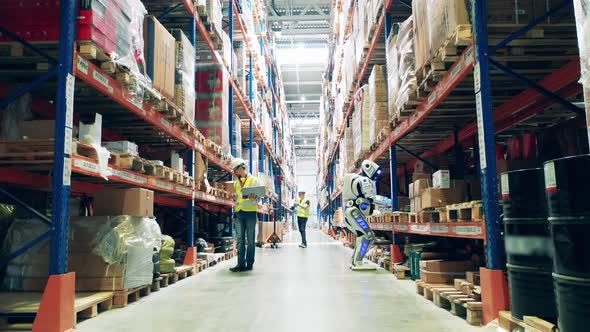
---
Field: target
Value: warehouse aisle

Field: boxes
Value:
[77,230,481,332]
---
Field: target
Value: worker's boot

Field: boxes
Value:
[229,265,245,272]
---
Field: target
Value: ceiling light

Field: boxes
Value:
[298,44,305,49]
[304,140,308,144]
[301,95,306,101]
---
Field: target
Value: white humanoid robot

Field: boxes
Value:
[343,160,387,271]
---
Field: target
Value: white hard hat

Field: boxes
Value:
[230,158,247,171]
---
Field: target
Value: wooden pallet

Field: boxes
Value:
[0,292,115,329]
[445,201,483,222]
[113,284,151,308]
[498,311,557,332]
[393,264,411,279]
[392,211,409,223]
[418,209,440,223]
[416,279,483,326]
[0,139,96,167]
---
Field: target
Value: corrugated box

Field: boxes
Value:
[18,120,55,139]
[420,260,475,272]
[93,188,154,217]
[414,178,431,197]
[420,270,466,284]
[145,16,176,99]
[420,188,463,209]
[433,169,451,189]
[104,141,138,156]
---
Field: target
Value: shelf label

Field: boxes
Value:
[176,185,191,195]
[131,98,146,115]
[454,225,483,236]
[501,173,510,198]
[76,56,89,75]
[451,61,462,79]
[410,224,430,233]
[544,161,557,192]
[465,47,474,64]
[92,70,113,93]
[63,157,71,186]
[381,223,392,230]
[64,128,73,155]
[431,225,450,234]
[473,63,481,92]
[74,158,98,173]
[181,132,190,142]
[65,74,75,128]
[475,92,487,169]
[113,169,147,184]
[153,180,174,190]
[160,118,172,130]
[427,92,437,106]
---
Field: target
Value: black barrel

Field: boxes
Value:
[553,273,590,332]
[544,155,590,217]
[502,168,547,219]
[544,155,590,332]
[502,169,555,321]
[548,216,590,278]
[507,264,556,321]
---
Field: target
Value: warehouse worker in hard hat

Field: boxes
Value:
[296,191,311,248]
[229,158,259,272]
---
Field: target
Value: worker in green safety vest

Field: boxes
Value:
[229,158,259,272]
[296,191,310,248]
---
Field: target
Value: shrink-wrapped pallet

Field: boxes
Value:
[352,86,371,162]
[387,17,417,122]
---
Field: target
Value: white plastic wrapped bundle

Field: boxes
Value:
[352,86,371,161]
[394,17,417,117]
[1,216,162,291]
[574,0,590,88]
[172,29,196,126]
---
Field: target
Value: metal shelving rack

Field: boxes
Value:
[320,0,584,323]
[0,0,295,329]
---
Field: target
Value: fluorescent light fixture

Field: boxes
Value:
[301,95,306,101]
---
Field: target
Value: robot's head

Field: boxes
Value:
[361,160,383,181]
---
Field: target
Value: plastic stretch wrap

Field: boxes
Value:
[413,0,469,70]
[233,114,243,158]
[1,93,32,140]
[1,216,161,291]
[242,142,259,175]
[172,29,196,126]
[386,25,400,121]
[394,17,417,117]
[113,0,149,98]
[574,0,590,88]
[352,86,371,162]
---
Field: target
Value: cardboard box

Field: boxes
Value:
[104,141,138,156]
[420,270,466,284]
[223,181,235,195]
[420,188,464,209]
[414,178,431,195]
[409,182,415,198]
[93,188,154,217]
[420,260,475,272]
[145,15,176,99]
[433,169,451,189]
[171,151,183,173]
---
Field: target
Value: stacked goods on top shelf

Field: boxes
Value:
[196,63,230,153]
[386,17,417,123]
[242,142,260,175]
[145,16,176,100]
[352,86,371,163]
[368,65,389,146]
[344,128,354,172]
[172,29,196,126]
[412,0,469,72]
[574,0,590,123]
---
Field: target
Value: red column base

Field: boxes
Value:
[183,246,197,271]
[480,267,510,324]
[391,244,404,264]
[33,272,75,332]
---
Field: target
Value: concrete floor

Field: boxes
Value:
[77,230,482,332]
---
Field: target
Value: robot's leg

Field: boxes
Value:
[344,206,376,270]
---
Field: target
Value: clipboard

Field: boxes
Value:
[242,186,266,198]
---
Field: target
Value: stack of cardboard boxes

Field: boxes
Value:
[409,166,465,213]
[419,259,476,284]
[368,65,389,146]
[195,63,230,152]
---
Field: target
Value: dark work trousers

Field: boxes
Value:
[235,211,258,267]
[297,216,308,246]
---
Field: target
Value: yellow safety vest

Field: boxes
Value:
[234,174,258,212]
[297,198,310,218]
